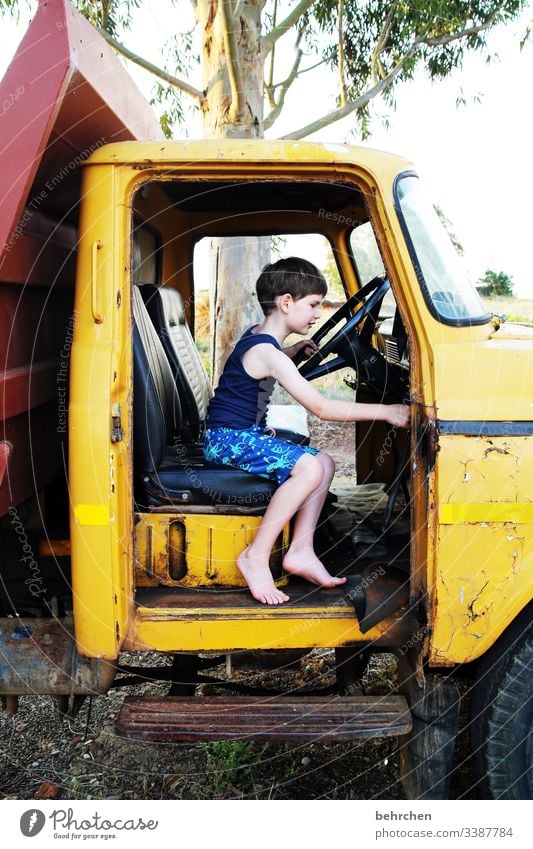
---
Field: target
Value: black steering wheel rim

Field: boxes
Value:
[299,275,390,379]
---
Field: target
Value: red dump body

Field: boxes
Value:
[0,0,161,515]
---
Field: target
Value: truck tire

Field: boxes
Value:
[469,603,532,799]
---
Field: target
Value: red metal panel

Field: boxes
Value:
[0,215,77,288]
[0,279,73,512]
[0,360,59,422]
[0,0,162,514]
[0,442,12,488]
[0,283,73,370]
[0,405,66,515]
[0,0,162,260]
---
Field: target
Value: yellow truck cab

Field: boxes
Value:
[1,0,531,801]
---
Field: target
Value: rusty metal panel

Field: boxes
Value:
[117,695,412,742]
[0,617,116,695]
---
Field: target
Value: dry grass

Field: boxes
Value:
[481,296,533,324]
[194,291,210,338]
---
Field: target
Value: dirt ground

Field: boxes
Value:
[0,421,481,801]
[0,650,481,801]
[0,653,480,801]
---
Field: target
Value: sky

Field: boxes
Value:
[1,1,532,296]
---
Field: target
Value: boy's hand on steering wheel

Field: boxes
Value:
[283,339,319,360]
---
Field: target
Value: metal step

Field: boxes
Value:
[116,695,412,742]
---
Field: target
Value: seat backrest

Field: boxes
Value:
[132,286,181,474]
[139,285,212,441]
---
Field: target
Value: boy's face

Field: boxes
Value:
[283,292,323,334]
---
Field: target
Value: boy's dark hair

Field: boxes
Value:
[256,257,327,315]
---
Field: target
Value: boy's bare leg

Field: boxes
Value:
[237,453,324,605]
[282,451,347,587]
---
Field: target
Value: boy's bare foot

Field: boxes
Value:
[283,548,347,588]
[237,547,290,605]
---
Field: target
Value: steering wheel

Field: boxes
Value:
[298,275,407,400]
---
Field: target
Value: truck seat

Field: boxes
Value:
[139,284,212,442]
[138,283,310,447]
[132,285,276,508]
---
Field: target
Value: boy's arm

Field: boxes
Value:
[249,345,410,427]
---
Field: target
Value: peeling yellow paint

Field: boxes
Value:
[134,512,289,589]
[430,434,533,665]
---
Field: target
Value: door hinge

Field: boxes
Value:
[111,403,123,443]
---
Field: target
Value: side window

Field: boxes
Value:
[349,220,397,320]
[193,233,344,312]
[349,221,385,285]
[192,233,353,399]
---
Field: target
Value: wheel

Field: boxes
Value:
[469,603,532,799]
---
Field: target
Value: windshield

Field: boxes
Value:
[395,174,490,325]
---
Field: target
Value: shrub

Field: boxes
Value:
[477,269,514,297]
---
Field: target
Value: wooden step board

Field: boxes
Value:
[116,695,412,742]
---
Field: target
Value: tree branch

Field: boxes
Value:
[285,58,327,78]
[262,0,316,57]
[338,0,346,106]
[280,49,415,140]
[265,0,279,109]
[97,28,204,103]
[416,17,499,47]
[265,57,326,114]
[220,0,247,121]
[371,2,397,83]
[264,31,303,131]
[281,14,502,140]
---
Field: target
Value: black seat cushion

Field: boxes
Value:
[139,463,276,508]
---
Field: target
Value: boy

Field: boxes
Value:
[204,257,410,605]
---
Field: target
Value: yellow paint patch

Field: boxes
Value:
[73,504,110,526]
[439,502,533,524]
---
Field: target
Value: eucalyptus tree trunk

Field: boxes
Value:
[197,0,269,383]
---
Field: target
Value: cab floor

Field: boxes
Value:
[135,578,354,612]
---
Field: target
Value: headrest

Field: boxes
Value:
[159,286,187,328]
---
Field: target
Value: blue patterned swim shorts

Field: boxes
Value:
[203,425,319,485]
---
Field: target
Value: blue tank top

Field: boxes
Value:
[205,327,282,429]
